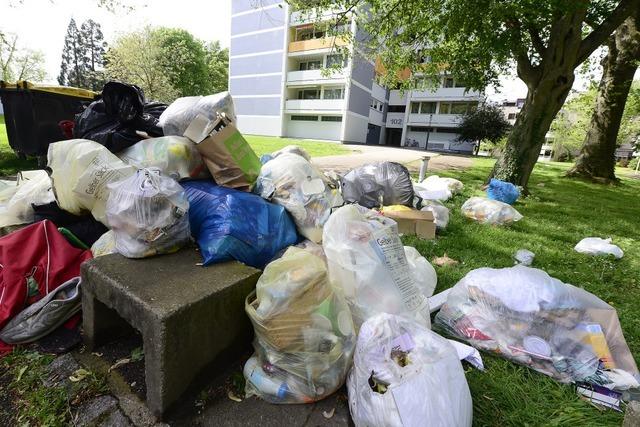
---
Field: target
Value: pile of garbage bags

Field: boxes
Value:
[244,247,355,403]
[435,265,639,390]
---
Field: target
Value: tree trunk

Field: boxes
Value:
[567,14,640,182]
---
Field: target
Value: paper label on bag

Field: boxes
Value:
[74,154,133,203]
[301,178,325,196]
[371,226,427,312]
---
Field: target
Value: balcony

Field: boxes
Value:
[287,68,347,86]
[290,9,346,26]
[407,113,462,127]
[410,87,483,101]
[369,108,383,126]
[388,90,407,105]
[285,99,344,112]
[386,112,405,128]
[289,36,349,53]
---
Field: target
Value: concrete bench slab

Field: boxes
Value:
[81,248,261,417]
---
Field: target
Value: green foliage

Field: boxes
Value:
[58,18,107,90]
[457,103,511,144]
[550,87,598,161]
[0,32,46,83]
[619,81,640,145]
[628,156,639,170]
[105,27,228,103]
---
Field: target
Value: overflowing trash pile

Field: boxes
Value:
[0,81,636,423]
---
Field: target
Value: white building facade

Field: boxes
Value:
[230,1,483,154]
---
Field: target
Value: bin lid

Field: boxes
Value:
[0,80,98,99]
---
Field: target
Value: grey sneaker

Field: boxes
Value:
[0,277,82,344]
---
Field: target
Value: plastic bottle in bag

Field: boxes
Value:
[105,169,191,258]
[322,204,431,329]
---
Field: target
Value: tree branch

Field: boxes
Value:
[526,24,546,57]
[576,0,639,66]
[506,18,538,83]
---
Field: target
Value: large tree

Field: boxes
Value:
[291,0,638,192]
[80,19,108,91]
[58,18,85,87]
[0,32,46,82]
[567,12,640,182]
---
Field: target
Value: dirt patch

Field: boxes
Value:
[95,334,146,398]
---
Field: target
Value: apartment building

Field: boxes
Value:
[230,0,484,153]
[499,98,525,125]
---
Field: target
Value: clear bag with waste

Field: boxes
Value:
[341,162,414,209]
[434,265,639,390]
[158,92,236,136]
[47,139,136,224]
[461,196,523,225]
[419,199,450,230]
[574,237,624,259]
[0,170,55,228]
[105,169,190,258]
[322,204,431,330]
[271,145,311,161]
[255,153,342,243]
[118,136,209,181]
[404,246,437,298]
[244,247,356,403]
[348,313,473,427]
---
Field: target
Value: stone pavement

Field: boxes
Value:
[312,144,474,173]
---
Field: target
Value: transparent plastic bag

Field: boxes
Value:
[322,204,431,330]
[404,246,437,298]
[118,136,209,181]
[461,196,523,225]
[341,162,414,209]
[272,145,311,161]
[414,175,463,201]
[48,139,136,224]
[91,230,117,257]
[419,199,450,230]
[574,237,624,259]
[106,169,190,258]
[0,170,54,228]
[255,153,342,243]
[434,265,639,390]
[158,92,236,136]
[348,313,473,427]
[244,247,355,403]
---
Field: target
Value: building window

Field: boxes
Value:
[321,116,342,122]
[291,115,319,121]
[508,113,516,120]
[443,77,455,88]
[370,99,383,111]
[299,60,322,71]
[326,54,347,68]
[323,87,344,99]
[296,26,326,41]
[454,80,466,88]
[441,101,477,114]
[409,126,435,132]
[411,102,437,114]
[298,89,320,100]
[388,105,406,113]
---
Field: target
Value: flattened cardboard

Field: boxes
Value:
[382,209,436,240]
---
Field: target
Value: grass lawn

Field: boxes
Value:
[0,115,38,176]
[244,134,351,158]
[402,158,639,426]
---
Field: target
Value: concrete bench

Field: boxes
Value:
[81,248,261,417]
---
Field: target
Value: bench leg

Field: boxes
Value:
[82,290,133,350]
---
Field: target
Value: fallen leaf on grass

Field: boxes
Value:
[322,408,335,419]
[227,390,242,402]
[432,253,459,267]
[16,366,28,382]
[69,368,91,382]
[108,358,131,372]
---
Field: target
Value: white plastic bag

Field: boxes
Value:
[244,247,355,403]
[420,199,450,230]
[461,196,523,225]
[105,169,190,258]
[159,92,236,136]
[404,246,437,298]
[514,249,535,266]
[414,175,463,201]
[322,204,431,329]
[256,153,342,242]
[0,170,54,228]
[48,139,136,224]
[348,313,473,427]
[574,237,623,259]
[118,136,209,181]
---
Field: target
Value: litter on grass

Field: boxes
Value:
[461,196,523,225]
[574,237,624,259]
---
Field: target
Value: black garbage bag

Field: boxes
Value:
[340,161,414,209]
[74,81,167,152]
[32,202,108,246]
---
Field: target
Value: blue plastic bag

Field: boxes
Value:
[183,180,299,269]
[486,178,520,205]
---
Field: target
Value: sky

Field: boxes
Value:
[1,0,628,102]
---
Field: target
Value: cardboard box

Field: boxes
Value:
[381,209,436,240]
[183,114,261,192]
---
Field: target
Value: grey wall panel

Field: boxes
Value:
[351,54,374,88]
[231,30,284,56]
[230,53,283,76]
[348,84,371,117]
[234,97,282,116]
[230,75,282,95]
[232,0,281,15]
[231,7,285,34]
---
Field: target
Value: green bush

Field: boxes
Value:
[628,157,639,170]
